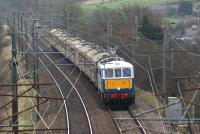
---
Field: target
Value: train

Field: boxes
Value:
[49,29,135,105]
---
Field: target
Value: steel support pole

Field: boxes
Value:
[132,15,138,58]
[18,12,20,52]
[32,19,40,120]
[135,15,138,47]
[20,13,23,58]
[25,20,28,71]
[163,28,168,105]
[36,29,40,120]
[11,27,18,134]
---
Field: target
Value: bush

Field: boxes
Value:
[139,15,163,41]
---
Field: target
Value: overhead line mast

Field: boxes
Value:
[11,12,18,134]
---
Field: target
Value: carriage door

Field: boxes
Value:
[97,68,102,90]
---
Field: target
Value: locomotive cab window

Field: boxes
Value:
[123,68,132,77]
[101,70,104,77]
[115,68,121,78]
[104,69,113,78]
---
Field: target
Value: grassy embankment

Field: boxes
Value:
[136,88,163,109]
[0,24,34,133]
[18,80,34,133]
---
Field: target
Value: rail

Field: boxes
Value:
[108,107,147,134]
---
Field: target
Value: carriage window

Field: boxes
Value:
[105,69,113,78]
[115,69,121,77]
[123,68,132,77]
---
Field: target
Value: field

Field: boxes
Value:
[81,0,180,12]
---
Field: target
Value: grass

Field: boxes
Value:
[18,79,34,133]
[136,87,163,109]
[0,46,11,60]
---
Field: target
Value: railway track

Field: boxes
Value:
[108,107,147,134]
[25,31,93,133]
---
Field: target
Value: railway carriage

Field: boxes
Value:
[49,29,135,105]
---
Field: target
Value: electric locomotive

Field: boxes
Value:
[97,57,134,104]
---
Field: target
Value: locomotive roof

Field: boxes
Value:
[98,60,133,69]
